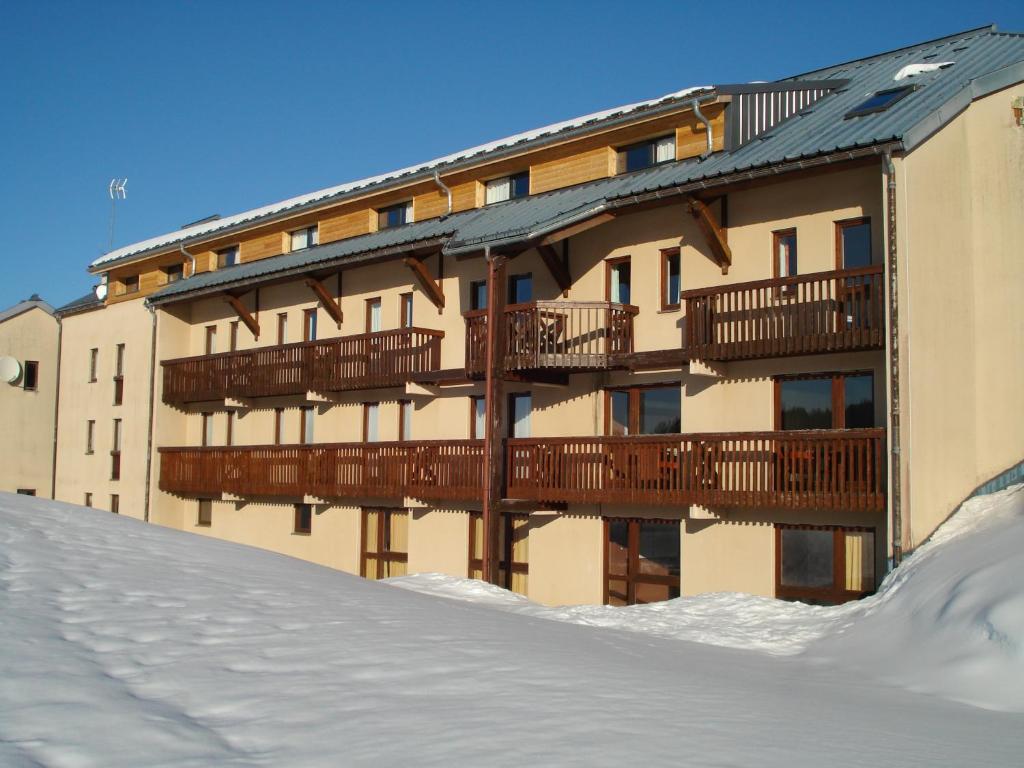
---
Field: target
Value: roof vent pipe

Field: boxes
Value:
[433,171,453,218]
[690,98,714,159]
[180,243,197,278]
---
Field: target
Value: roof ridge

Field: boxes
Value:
[780,25,996,81]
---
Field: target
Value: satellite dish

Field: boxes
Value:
[0,357,21,384]
[94,283,108,300]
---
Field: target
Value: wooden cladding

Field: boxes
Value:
[159,440,483,501]
[465,301,638,375]
[682,265,884,362]
[161,327,443,404]
[505,429,885,511]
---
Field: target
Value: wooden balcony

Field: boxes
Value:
[682,265,884,362]
[161,328,444,405]
[159,440,483,501]
[465,301,638,376]
[505,429,885,511]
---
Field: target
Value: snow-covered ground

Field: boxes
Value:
[0,486,1021,767]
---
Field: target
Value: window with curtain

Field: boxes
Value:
[290,225,319,251]
[620,135,675,173]
[485,171,529,204]
[378,202,412,229]
[508,393,531,438]
[362,508,409,578]
[468,512,529,595]
[605,518,680,605]
[773,229,798,280]
[776,525,875,604]
[399,400,413,441]
[661,248,681,310]
[304,309,317,342]
[216,246,239,268]
[607,258,631,304]
[471,396,485,439]
[400,293,413,328]
[366,298,382,333]
[364,403,380,442]
[301,407,314,444]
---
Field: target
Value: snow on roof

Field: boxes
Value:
[894,61,956,80]
[90,85,710,270]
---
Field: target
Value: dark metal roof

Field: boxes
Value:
[146,26,1024,306]
[54,292,104,317]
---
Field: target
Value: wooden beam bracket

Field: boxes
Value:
[222,293,260,339]
[304,276,343,327]
[537,243,571,297]
[404,254,445,312]
[687,196,732,274]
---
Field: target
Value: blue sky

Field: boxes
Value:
[1,0,1021,310]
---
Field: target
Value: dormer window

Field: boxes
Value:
[217,246,239,269]
[378,202,413,230]
[619,135,675,173]
[122,275,139,295]
[290,225,318,251]
[163,264,184,283]
[485,171,530,205]
[845,86,915,119]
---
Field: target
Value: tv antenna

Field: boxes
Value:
[108,178,128,250]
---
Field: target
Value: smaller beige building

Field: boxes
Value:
[0,296,59,498]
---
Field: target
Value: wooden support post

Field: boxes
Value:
[537,243,571,297]
[404,254,445,312]
[222,293,259,339]
[482,251,507,585]
[304,276,343,327]
[687,196,732,274]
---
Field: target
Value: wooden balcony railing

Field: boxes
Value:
[159,440,483,501]
[161,328,444,404]
[465,301,638,375]
[506,429,885,511]
[682,265,884,362]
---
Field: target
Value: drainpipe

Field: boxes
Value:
[432,171,453,218]
[884,151,903,567]
[142,303,158,523]
[50,316,63,500]
[180,243,197,278]
[481,245,505,584]
[690,98,714,159]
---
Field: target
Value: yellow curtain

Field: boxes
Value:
[844,531,875,592]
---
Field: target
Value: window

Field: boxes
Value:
[197,500,212,527]
[606,257,631,304]
[22,360,38,391]
[110,494,119,515]
[845,86,915,119]
[378,201,412,229]
[277,313,288,345]
[776,372,875,431]
[113,344,124,405]
[363,402,379,442]
[836,218,872,269]
[606,518,680,605]
[470,395,486,439]
[773,229,798,280]
[16,489,35,496]
[508,393,531,438]
[290,225,319,251]
[300,407,314,444]
[485,171,530,204]
[122,275,140,295]
[294,503,312,534]
[217,246,239,269]
[470,280,487,311]
[619,135,675,173]
[365,298,382,333]
[163,264,184,283]
[398,400,413,442]
[86,420,95,454]
[205,326,216,355]
[776,525,875,604]
[399,293,413,328]
[361,508,409,578]
[226,411,234,446]
[303,308,317,342]
[89,348,98,382]
[606,385,681,435]
[201,412,213,447]
[229,321,239,352]
[111,418,122,480]
[508,273,532,304]
[661,248,681,310]
[273,408,284,445]
[468,511,529,594]
[84,492,92,508]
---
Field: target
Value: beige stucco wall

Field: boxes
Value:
[54,300,155,517]
[895,85,1024,550]
[0,305,58,497]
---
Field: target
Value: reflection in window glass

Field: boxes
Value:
[637,522,680,577]
[779,379,832,430]
[609,261,631,304]
[508,274,532,304]
[780,528,834,589]
[609,390,629,436]
[470,280,487,311]
[639,388,680,434]
[510,394,531,438]
[840,222,872,269]
[844,374,874,428]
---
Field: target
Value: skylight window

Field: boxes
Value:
[844,86,915,119]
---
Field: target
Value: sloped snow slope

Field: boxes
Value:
[1,491,1021,767]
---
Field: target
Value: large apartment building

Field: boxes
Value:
[6,26,1021,606]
